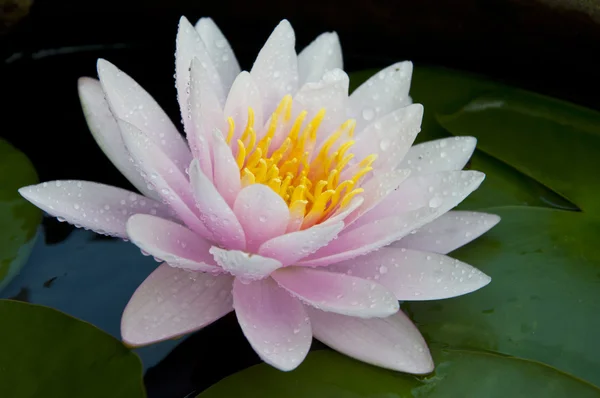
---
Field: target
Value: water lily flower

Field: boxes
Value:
[18,16,499,373]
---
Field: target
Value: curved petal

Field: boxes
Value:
[96,59,191,173]
[119,121,212,240]
[19,181,174,238]
[349,62,413,131]
[272,267,399,318]
[121,264,233,346]
[294,69,349,138]
[233,185,290,252]
[211,131,242,207]
[176,16,225,137]
[250,20,299,116]
[195,17,241,91]
[352,104,423,174]
[126,214,221,272]
[306,307,434,374]
[298,32,343,85]
[210,247,282,282]
[233,278,311,371]
[392,211,500,254]
[398,136,477,177]
[329,247,491,301]
[189,159,246,250]
[258,221,344,266]
[223,71,264,143]
[78,77,158,200]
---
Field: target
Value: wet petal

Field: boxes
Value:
[233,185,290,252]
[78,77,158,200]
[298,32,343,84]
[211,131,242,207]
[195,17,241,91]
[272,267,399,318]
[250,20,299,115]
[210,247,282,281]
[126,214,221,272]
[392,211,500,254]
[121,264,233,346]
[329,247,491,300]
[306,307,434,374]
[19,181,174,238]
[97,59,191,173]
[233,278,311,371]
[398,136,477,177]
[349,62,413,131]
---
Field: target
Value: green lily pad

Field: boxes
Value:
[197,349,600,397]
[405,206,600,386]
[0,138,42,291]
[0,300,146,397]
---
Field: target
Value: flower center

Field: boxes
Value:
[226,95,376,230]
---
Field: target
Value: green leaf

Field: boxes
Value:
[405,206,600,386]
[197,349,600,398]
[0,300,146,398]
[0,139,42,291]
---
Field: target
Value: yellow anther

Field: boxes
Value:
[351,167,373,184]
[313,180,328,199]
[266,164,280,181]
[269,137,292,166]
[336,153,355,172]
[330,180,355,209]
[254,159,268,181]
[359,154,378,168]
[226,117,235,144]
[289,199,308,218]
[235,139,246,169]
[327,169,339,190]
[241,168,255,187]
[291,185,306,203]
[246,147,262,170]
[340,188,364,208]
[268,178,282,193]
[240,108,255,142]
[280,174,293,194]
[302,189,335,228]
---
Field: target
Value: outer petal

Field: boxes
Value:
[271,267,399,318]
[294,69,349,139]
[119,121,212,240]
[233,278,311,371]
[306,307,434,374]
[352,104,423,174]
[195,17,241,91]
[392,211,501,254]
[210,247,282,281]
[233,185,290,252]
[18,181,174,238]
[349,62,413,131]
[250,20,299,116]
[398,136,477,177]
[258,221,344,266]
[223,71,264,143]
[329,247,491,300]
[96,59,191,173]
[211,131,242,207]
[78,77,158,200]
[126,214,221,272]
[121,264,233,346]
[298,32,343,85]
[189,159,246,250]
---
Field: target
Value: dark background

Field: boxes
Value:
[1,0,599,396]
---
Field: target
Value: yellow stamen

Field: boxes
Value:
[226,117,235,144]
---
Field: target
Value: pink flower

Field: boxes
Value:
[19,17,498,373]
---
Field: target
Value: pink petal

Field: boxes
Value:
[211,131,241,207]
[96,59,191,173]
[126,214,221,272]
[250,20,299,116]
[189,159,246,250]
[392,211,500,254]
[233,185,290,252]
[19,181,174,238]
[258,221,344,266]
[78,78,158,200]
[121,264,233,346]
[119,121,212,240]
[210,247,282,281]
[176,17,225,135]
[195,17,241,91]
[272,267,399,318]
[294,69,349,139]
[306,307,434,374]
[349,62,413,131]
[233,278,311,371]
[329,247,491,300]
[398,136,477,177]
[223,71,264,143]
[352,104,423,174]
[298,32,343,85]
